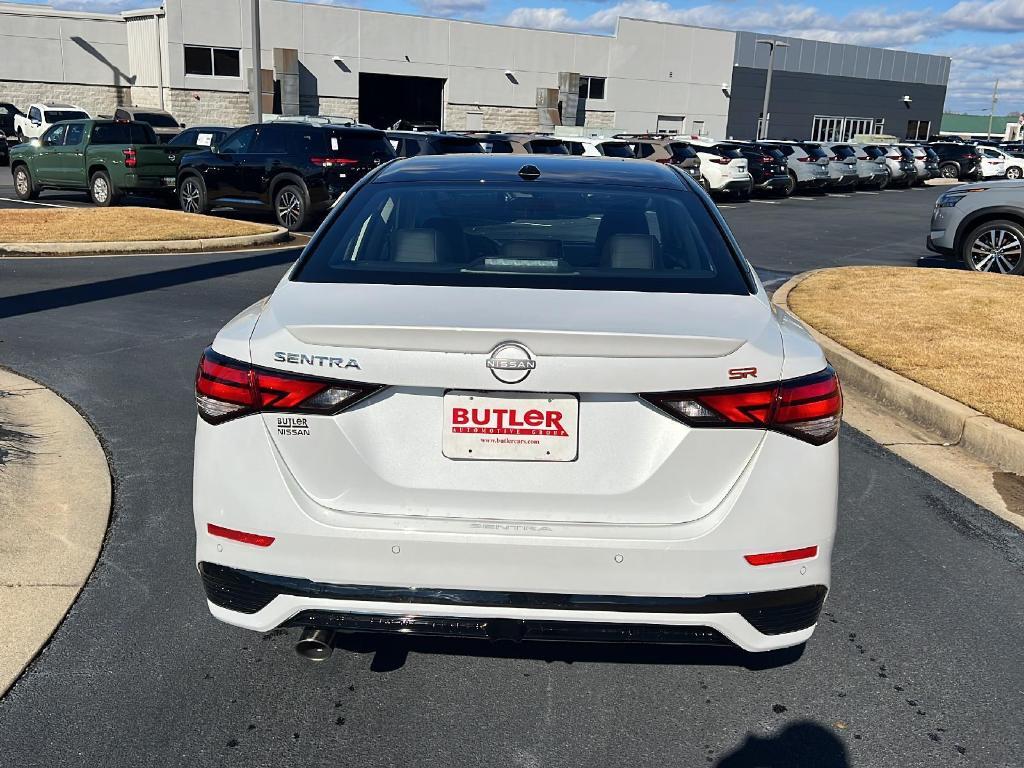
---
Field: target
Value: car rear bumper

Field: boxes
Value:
[194,415,837,652]
[828,173,859,187]
[754,176,788,191]
[200,562,826,651]
[796,177,829,189]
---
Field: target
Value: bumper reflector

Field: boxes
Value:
[744,546,818,566]
[207,523,275,548]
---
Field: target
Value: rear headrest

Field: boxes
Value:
[500,239,561,261]
[604,234,657,269]
[392,229,439,263]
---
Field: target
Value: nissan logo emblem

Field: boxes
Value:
[486,342,536,384]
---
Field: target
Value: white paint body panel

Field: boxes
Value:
[195,252,838,653]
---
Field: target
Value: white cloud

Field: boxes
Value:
[944,0,1024,32]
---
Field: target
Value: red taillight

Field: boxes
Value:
[641,367,842,445]
[310,157,358,167]
[123,148,137,168]
[194,347,382,424]
[761,156,773,163]
[207,523,275,547]
[887,154,901,160]
[709,157,731,165]
[744,546,818,566]
[856,154,868,160]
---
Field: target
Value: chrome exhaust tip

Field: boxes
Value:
[295,628,336,661]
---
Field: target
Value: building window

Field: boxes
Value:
[184,46,241,77]
[578,76,606,101]
[811,115,883,142]
[692,119,706,136]
[907,120,930,141]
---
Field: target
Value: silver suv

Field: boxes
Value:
[763,141,831,193]
[927,181,1024,274]
[820,142,861,190]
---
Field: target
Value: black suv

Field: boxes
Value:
[736,142,789,196]
[387,131,483,157]
[928,143,981,180]
[176,121,395,230]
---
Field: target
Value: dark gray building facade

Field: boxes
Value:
[725,31,949,142]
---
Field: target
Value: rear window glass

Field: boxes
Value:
[831,145,856,159]
[90,122,157,144]
[798,143,828,159]
[44,110,88,123]
[527,140,568,154]
[295,182,749,295]
[133,112,178,128]
[434,137,483,154]
[669,143,697,160]
[482,140,514,153]
[863,146,885,158]
[598,142,634,158]
[326,130,395,160]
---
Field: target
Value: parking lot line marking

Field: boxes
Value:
[718,204,737,209]
[0,197,69,208]
[859,191,879,195]
[750,200,780,205]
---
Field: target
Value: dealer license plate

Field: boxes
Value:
[442,391,579,461]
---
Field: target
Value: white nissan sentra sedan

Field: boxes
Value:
[193,154,841,660]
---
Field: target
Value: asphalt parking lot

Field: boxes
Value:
[1,171,1021,768]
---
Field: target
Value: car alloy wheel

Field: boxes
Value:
[940,164,959,179]
[14,168,29,196]
[180,179,202,213]
[276,188,304,230]
[92,176,109,204]
[1007,167,1023,180]
[968,227,1023,274]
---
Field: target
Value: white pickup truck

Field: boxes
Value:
[14,102,90,142]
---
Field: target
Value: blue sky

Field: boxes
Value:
[23,0,1024,112]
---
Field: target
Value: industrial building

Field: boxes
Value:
[0,0,949,141]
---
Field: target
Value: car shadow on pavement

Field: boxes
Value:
[714,722,850,768]
[0,248,299,319]
[331,633,805,672]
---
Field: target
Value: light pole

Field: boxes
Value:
[756,39,789,140]
[986,79,999,140]
[250,0,262,123]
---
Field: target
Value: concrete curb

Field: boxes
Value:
[773,271,1024,476]
[0,369,111,696]
[0,225,290,256]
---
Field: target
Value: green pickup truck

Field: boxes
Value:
[10,119,189,206]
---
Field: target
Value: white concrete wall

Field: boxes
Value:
[0,3,132,89]
[160,0,737,133]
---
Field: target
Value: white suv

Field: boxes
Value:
[193,155,840,661]
[14,102,90,142]
[688,139,752,198]
[562,138,635,158]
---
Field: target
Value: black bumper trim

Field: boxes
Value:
[199,562,827,636]
[282,610,732,645]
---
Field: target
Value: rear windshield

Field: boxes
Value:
[669,143,698,160]
[45,110,88,123]
[598,142,634,158]
[527,139,568,154]
[134,112,179,128]
[90,122,157,144]
[434,137,483,154]
[831,145,856,159]
[798,143,828,159]
[863,146,885,159]
[324,129,395,160]
[713,145,743,159]
[295,182,750,294]
[925,147,939,161]
[481,140,514,153]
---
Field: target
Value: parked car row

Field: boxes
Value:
[10,113,1019,232]
[0,100,188,146]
